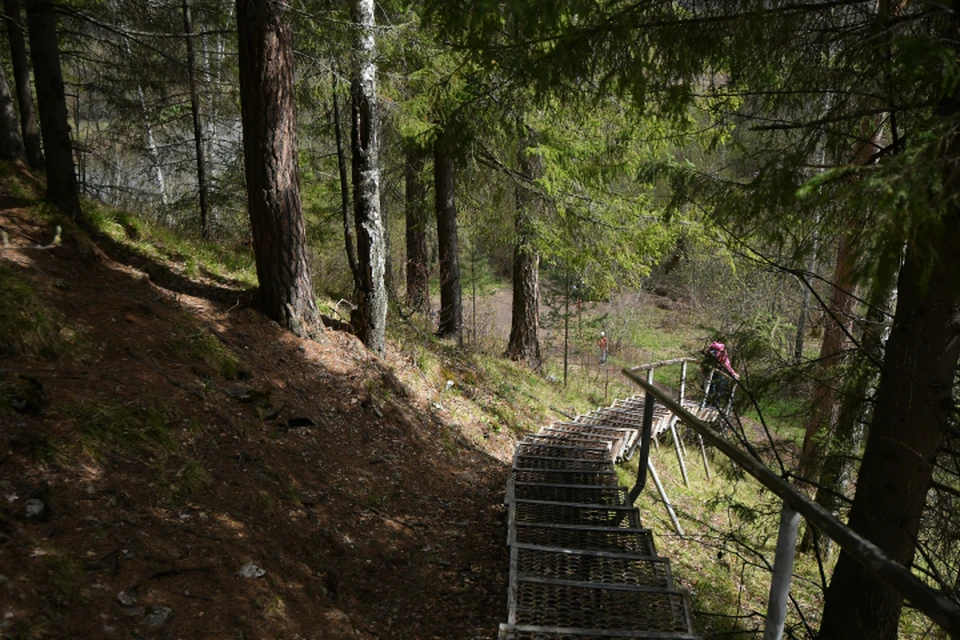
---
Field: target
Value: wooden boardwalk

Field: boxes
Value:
[499,395,706,640]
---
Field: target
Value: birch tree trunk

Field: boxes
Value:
[350,0,386,355]
[122,35,168,210]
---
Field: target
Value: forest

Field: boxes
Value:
[1,0,960,638]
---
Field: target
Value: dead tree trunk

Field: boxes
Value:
[332,68,360,295]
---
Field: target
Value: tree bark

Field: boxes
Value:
[350,0,386,355]
[236,0,320,339]
[25,0,83,223]
[183,0,211,240]
[818,61,960,640]
[434,129,462,342]
[0,63,24,161]
[506,127,543,369]
[405,146,430,316]
[3,0,41,169]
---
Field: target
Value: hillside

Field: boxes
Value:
[0,176,519,638]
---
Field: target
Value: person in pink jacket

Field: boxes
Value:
[704,340,738,407]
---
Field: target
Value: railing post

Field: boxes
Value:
[647,368,660,451]
[628,390,656,504]
[763,501,800,640]
[679,361,687,405]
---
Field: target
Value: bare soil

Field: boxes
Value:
[0,192,515,639]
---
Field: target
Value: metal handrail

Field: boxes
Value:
[622,366,960,638]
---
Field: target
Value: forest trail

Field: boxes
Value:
[0,185,515,638]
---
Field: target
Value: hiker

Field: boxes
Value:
[598,331,608,364]
[703,340,738,407]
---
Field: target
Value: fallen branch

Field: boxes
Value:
[1,226,61,250]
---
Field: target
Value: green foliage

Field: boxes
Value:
[0,264,83,359]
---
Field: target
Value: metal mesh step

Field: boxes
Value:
[514,523,657,555]
[500,624,699,639]
[514,456,614,472]
[527,433,618,448]
[512,483,628,506]
[514,501,641,528]
[517,443,612,460]
[512,469,621,486]
[516,545,672,588]
[513,579,693,633]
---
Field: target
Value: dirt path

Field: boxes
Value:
[1,199,511,638]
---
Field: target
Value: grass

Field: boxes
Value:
[618,435,829,638]
[89,201,258,288]
[0,263,83,359]
[63,400,179,464]
[169,323,243,380]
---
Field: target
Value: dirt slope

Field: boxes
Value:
[0,194,513,639]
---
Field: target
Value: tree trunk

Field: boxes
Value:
[793,240,817,365]
[25,0,83,223]
[405,146,429,315]
[350,0,386,355]
[819,202,960,640]
[434,129,462,342]
[800,278,894,557]
[183,0,211,240]
[0,64,24,161]
[122,34,167,210]
[799,121,882,488]
[506,127,543,369]
[3,0,41,169]
[818,59,960,640]
[235,0,320,339]
[797,232,858,483]
[332,68,360,295]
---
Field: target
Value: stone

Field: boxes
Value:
[236,561,265,579]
